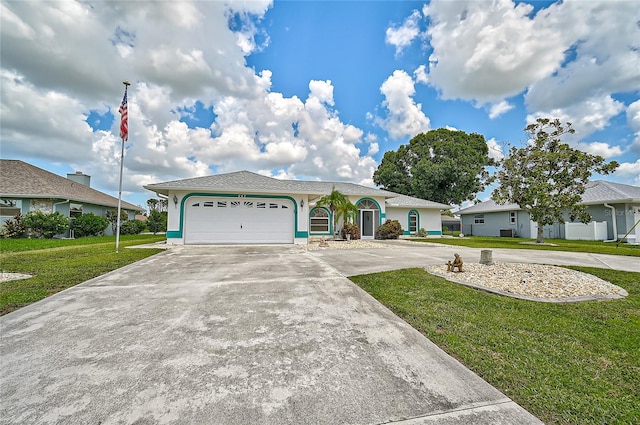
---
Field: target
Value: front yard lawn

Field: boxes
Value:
[0,234,166,315]
[410,236,640,257]
[351,267,640,425]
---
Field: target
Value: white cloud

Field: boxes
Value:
[581,142,624,159]
[627,100,640,154]
[488,100,514,119]
[377,70,430,139]
[385,9,421,56]
[422,0,569,103]
[614,160,640,185]
[419,0,639,130]
[486,138,505,161]
[527,95,625,144]
[413,65,428,85]
[1,1,379,199]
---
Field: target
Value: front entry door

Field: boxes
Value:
[362,210,374,238]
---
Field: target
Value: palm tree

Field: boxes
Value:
[316,187,358,239]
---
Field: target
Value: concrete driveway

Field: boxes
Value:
[0,245,545,424]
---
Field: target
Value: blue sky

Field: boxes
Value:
[1,0,639,211]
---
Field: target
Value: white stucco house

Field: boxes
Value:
[144,170,450,245]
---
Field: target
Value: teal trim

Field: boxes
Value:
[427,230,442,235]
[356,197,383,226]
[408,209,420,234]
[172,193,301,240]
[309,207,332,236]
[403,230,411,235]
[295,231,309,238]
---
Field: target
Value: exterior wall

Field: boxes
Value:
[386,207,443,235]
[461,210,532,238]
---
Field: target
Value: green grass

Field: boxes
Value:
[410,236,640,257]
[351,267,640,425]
[0,234,166,315]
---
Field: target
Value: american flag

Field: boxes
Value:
[119,86,128,141]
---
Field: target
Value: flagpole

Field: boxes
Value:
[115,80,130,253]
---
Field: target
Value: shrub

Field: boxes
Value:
[340,222,361,240]
[71,213,109,237]
[416,228,428,237]
[22,211,69,239]
[147,210,167,234]
[376,219,403,240]
[1,214,26,238]
[120,219,146,235]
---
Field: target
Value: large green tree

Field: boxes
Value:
[373,128,495,205]
[493,118,618,244]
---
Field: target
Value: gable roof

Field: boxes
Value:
[144,170,451,209]
[0,160,141,211]
[457,180,640,215]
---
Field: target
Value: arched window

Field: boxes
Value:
[357,199,378,210]
[409,210,419,233]
[310,208,330,234]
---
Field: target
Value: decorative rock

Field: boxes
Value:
[480,249,494,265]
[426,263,625,299]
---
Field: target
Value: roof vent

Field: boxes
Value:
[67,172,91,187]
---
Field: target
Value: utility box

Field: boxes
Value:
[500,228,516,237]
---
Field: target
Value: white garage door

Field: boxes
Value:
[184,197,294,244]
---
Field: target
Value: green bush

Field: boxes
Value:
[340,222,361,240]
[147,210,167,234]
[22,211,69,239]
[416,228,428,237]
[71,213,109,237]
[375,219,403,240]
[1,214,26,238]
[120,219,146,235]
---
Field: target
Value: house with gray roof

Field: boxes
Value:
[144,170,450,245]
[457,180,640,243]
[1,160,142,235]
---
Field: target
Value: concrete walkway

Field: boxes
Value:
[0,245,542,424]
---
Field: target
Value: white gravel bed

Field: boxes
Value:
[426,262,626,300]
[305,240,387,250]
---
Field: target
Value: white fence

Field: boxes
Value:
[565,221,607,241]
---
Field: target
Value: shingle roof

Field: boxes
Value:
[144,170,451,209]
[457,180,640,214]
[0,160,141,211]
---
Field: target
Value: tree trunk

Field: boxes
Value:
[536,225,545,244]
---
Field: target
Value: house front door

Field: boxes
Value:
[361,210,374,239]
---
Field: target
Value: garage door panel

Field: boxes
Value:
[185,197,294,244]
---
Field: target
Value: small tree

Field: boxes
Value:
[147,210,167,234]
[22,211,69,238]
[106,209,129,233]
[71,213,109,237]
[316,188,358,239]
[1,213,26,238]
[493,118,618,243]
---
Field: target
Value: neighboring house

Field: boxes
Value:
[143,170,450,245]
[0,160,141,236]
[457,180,640,243]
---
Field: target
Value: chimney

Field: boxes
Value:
[67,171,91,187]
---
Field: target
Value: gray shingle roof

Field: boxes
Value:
[144,170,451,209]
[457,180,640,214]
[0,160,141,211]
